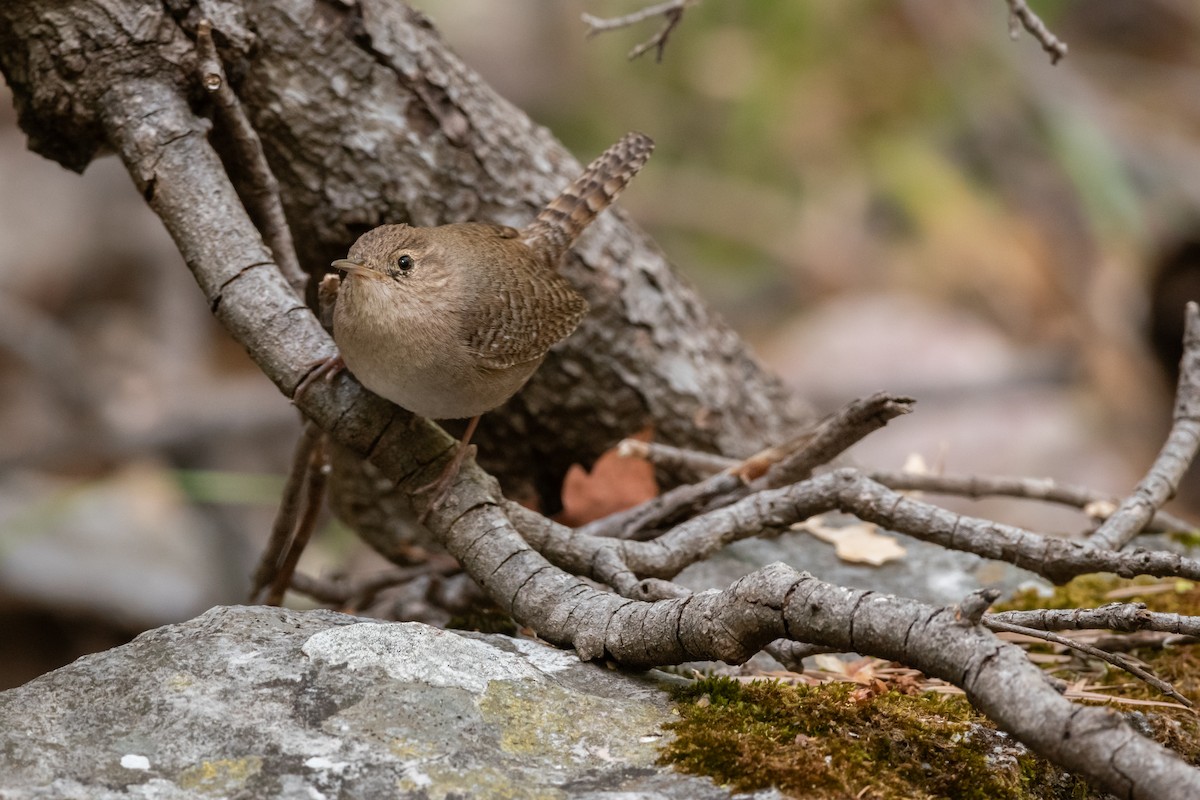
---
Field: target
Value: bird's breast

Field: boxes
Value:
[333,280,536,419]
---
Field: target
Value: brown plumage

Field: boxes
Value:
[522,130,655,266]
[328,131,653,421]
[319,132,653,512]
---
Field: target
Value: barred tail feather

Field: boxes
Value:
[523,131,654,263]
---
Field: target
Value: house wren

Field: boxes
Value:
[315,131,654,508]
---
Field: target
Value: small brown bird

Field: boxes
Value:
[311,131,654,511]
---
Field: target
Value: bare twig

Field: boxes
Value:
[289,559,460,609]
[575,467,738,541]
[1089,302,1200,550]
[1004,0,1068,65]
[870,470,1197,535]
[579,392,913,541]
[520,470,1200,588]
[984,616,1193,708]
[1081,631,1197,652]
[752,393,914,490]
[989,603,1200,639]
[195,19,307,297]
[248,422,327,604]
[264,431,329,605]
[582,0,698,62]
[615,438,737,482]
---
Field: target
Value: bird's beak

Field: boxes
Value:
[331,258,378,280]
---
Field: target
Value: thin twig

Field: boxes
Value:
[289,560,460,609]
[249,422,324,602]
[527,468,1200,589]
[989,603,1200,639]
[616,438,737,481]
[582,0,698,62]
[870,470,1197,535]
[984,617,1193,708]
[1004,0,1068,64]
[579,392,913,541]
[582,0,686,33]
[1084,631,1198,652]
[195,19,307,297]
[1090,302,1200,550]
[753,393,914,490]
[265,432,329,605]
[575,460,739,540]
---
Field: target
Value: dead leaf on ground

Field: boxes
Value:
[797,515,907,565]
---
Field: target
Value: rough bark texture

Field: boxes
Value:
[0,0,810,510]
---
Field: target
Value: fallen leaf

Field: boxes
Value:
[902,452,930,474]
[811,653,851,675]
[798,516,907,565]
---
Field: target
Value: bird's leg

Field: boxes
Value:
[293,354,345,400]
[293,273,344,400]
[416,414,481,522]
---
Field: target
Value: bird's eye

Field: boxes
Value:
[397,254,414,272]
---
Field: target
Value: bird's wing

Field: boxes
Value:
[465,264,588,370]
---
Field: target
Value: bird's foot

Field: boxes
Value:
[415,442,477,524]
[294,354,345,400]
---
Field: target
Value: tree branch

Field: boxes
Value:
[582,0,698,62]
[1004,0,1069,64]
[1089,302,1200,549]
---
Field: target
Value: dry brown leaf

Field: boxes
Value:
[798,515,907,565]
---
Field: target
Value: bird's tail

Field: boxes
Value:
[523,131,654,263]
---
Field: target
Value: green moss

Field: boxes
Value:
[660,676,1098,800]
[994,575,1200,767]
[999,574,1200,615]
[1168,527,1200,549]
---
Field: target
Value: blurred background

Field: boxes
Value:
[2,0,1199,687]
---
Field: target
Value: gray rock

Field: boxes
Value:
[0,606,777,799]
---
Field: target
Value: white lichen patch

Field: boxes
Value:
[301,622,546,692]
[508,637,579,674]
[119,754,150,770]
[303,756,348,773]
